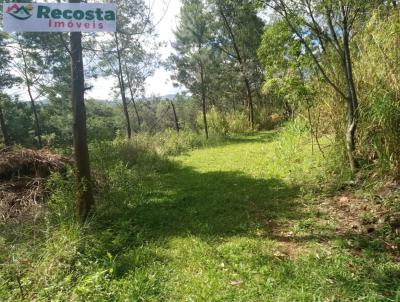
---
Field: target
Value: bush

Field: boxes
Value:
[225,111,252,133]
[255,108,284,130]
[206,107,229,135]
[134,129,205,156]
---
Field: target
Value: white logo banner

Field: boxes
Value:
[3,2,116,32]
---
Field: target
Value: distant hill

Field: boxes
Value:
[156,93,191,100]
[159,94,177,100]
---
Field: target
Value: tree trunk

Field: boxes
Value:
[114,33,132,139]
[200,62,209,139]
[70,8,94,222]
[27,84,42,148]
[218,4,254,129]
[271,0,359,171]
[124,63,142,129]
[201,93,208,139]
[244,76,254,129]
[130,91,141,129]
[342,14,359,173]
[19,44,42,148]
[0,102,11,146]
[170,101,180,133]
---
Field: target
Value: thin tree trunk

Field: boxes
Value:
[342,12,359,172]
[0,102,11,146]
[124,63,142,129]
[307,103,314,155]
[272,0,359,171]
[19,44,42,148]
[244,76,254,129]
[201,93,208,139]
[70,7,94,222]
[129,91,141,129]
[27,84,42,148]
[200,62,209,139]
[170,101,180,133]
[114,33,132,139]
[283,101,293,120]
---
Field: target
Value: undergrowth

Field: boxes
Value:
[1,121,399,301]
[131,128,225,156]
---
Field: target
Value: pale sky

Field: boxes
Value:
[8,1,182,101]
[88,0,182,100]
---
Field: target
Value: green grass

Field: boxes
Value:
[1,127,399,301]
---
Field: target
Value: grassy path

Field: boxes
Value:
[2,131,399,301]
[106,132,399,301]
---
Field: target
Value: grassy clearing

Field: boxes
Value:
[1,125,399,301]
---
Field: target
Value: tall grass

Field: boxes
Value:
[354,9,400,176]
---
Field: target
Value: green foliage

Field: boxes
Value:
[86,100,123,142]
[169,0,213,96]
[354,9,400,175]
[258,16,311,118]
[133,128,223,156]
[254,108,283,130]
[197,107,228,135]
[0,95,34,146]
[45,170,77,224]
[0,32,20,89]
[2,126,400,301]
[225,110,252,133]
[3,1,400,300]
[197,107,256,135]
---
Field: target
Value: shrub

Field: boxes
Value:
[354,10,400,176]
[225,111,252,133]
[207,107,229,135]
[133,129,204,156]
[255,107,284,130]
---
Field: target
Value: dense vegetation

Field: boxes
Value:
[1,0,400,300]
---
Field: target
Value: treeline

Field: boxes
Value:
[170,0,400,176]
[1,0,400,177]
[259,0,400,175]
[0,0,158,147]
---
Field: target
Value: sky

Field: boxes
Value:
[88,0,182,100]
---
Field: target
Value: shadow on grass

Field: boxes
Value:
[222,131,279,146]
[133,170,300,240]
[95,156,302,244]
[89,145,400,300]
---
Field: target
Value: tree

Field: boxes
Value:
[257,18,318,122]
[5,31,72,147]
[17,32,75,147]
[95,0,158,137]
[212,0,264,129]
[14,38,44,147]
[114,32,132,138]
[0,97,11,146]
[170,0,214,139]
[264,0,373,172]
[0,33,20,146]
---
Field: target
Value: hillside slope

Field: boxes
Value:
[1,131,399,301]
